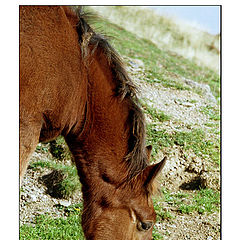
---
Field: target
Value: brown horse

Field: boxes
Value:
[20,6,166,240]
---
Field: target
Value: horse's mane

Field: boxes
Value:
[73,7,148,179]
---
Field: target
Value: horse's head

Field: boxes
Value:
[84,146,166,240]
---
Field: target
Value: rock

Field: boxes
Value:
[53,199,59,204]
[200,171,220,190]
[59,200,71,207]
[129,58,144,68]
[186,156,203,174]
[29,194,37,202]
[182,77,217,104]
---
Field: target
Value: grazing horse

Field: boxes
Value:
[20,6,166,240]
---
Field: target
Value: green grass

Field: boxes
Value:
[20,204,85,240]
[146,124,220,164]
[161,188,220,215]
[36,136,72,161]
[140,100,171,122]
[152,229,164,240]
[178,189,220,214]
[173,129,219,161]
[154,200,174,222]
[30,136,79,198]
[36,143,49,153]
[146,124,174,158]
[200,105,220,121]
[152,188,220,239]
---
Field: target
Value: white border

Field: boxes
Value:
[0,1,19,239]
[222,1,240,240]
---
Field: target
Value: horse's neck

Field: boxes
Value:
[66,50,130,191]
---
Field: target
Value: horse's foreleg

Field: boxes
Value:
[20,123,41,185]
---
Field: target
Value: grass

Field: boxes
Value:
[36,143,49,153]
[20,205,167,240]
[152,229,164,240]
[20,204,85,240]
[161,188,220,215]
[200,105,220,121]
[32,137,79,198]
[20,189,219,240]
[146,124,220,164]
[140,100,171,122]
[146,124,174,158]
[178,189,220,214]
[154,200,174,221]
[152,188,220,239]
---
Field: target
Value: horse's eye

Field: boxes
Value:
[137,221,153,231]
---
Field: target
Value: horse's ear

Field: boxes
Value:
[146,145,152,163]
[141,157,167,193]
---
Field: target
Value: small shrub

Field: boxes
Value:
[49,136,72,160]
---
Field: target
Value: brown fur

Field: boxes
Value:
[20,6,166,240]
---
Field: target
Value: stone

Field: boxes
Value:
[29,194,37,202]
[59,200,71,207]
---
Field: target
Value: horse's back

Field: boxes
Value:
[20,6,87,141]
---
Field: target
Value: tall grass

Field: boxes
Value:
[89,6,220,73]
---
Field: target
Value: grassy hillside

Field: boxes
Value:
[87,8,220,100]
[20,6,220,240]
[90,6,220,74]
